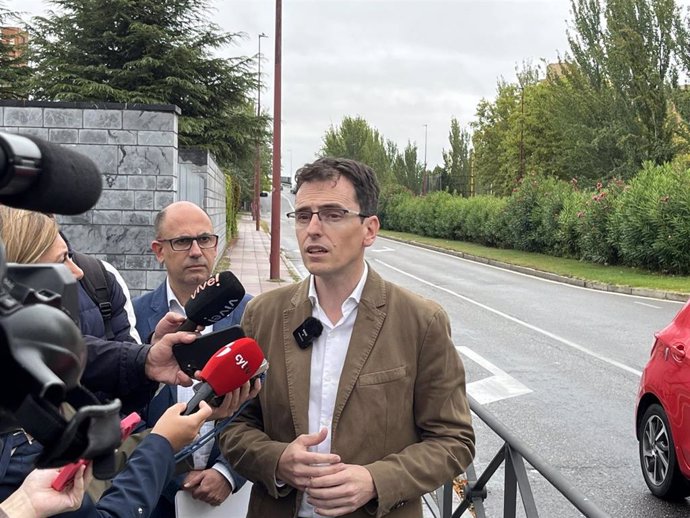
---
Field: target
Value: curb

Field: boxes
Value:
[381,236,690,303]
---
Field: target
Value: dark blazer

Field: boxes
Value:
[0,431,176,518]
[219,267,476,518]
[132,281,252,499]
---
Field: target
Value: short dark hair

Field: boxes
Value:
[294,157,379,215]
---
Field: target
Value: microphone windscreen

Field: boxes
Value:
[0,135,103,215]
[185,271,246,326]
[201,337,265,395]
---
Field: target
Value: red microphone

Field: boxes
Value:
[182,337,266,415]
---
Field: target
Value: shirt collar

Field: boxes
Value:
[165,278,185,316]
[308,261,368,310]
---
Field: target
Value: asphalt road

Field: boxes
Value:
[275,190,690,517]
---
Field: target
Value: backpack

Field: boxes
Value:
[71,251,114,340]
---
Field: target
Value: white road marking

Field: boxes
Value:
[459,346,533,404]
[376,236,684,305]
[375,259,643,377]
[370,246,395,253]
[634,301,662,309]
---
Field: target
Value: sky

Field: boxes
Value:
[6,0,575,178]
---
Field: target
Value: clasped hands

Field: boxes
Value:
[276,427,377,517]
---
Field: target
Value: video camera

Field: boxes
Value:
[0,131,122,474]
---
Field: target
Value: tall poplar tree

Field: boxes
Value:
[566,0,684,173]
[27,0,265,167]
[320,116,395,185]
[442,117,471,197]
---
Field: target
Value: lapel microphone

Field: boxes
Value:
[293,317,324,349]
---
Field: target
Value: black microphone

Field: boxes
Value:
[177,271,246,332]
[293,317,323,349]
[0,132,103,215]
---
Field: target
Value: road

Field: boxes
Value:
[273,190,690,517]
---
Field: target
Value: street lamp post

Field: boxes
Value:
[422,123,428,195]
[253,32,268,231]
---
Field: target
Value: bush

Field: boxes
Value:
[610,162,690,273]
[555,188,587,258]
[577,179,624,265]
[537,179,576,256]
[378,184,412,229]
[503,174,570,253]
[224,171,240,238]
[417,191,453,238]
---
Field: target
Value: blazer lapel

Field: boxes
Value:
[331,268,387,433]
[147,283,168,338]
[282,280,313,436]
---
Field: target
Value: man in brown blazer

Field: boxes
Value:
[220,157,475,517]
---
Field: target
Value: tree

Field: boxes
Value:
[471,80,521,196]
[0,3,31,98]
[320,116,395,185]
[565,0,685,174]
[441,117,472,196]
[391,142,423,194]
[27,0,265,167]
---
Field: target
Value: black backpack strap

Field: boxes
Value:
[72,251,114,339]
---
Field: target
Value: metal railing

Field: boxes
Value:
[425,397,611,518]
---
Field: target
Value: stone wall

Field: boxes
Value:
[0,100,227,297]
[179,148,228,255]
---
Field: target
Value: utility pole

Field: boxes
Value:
[422,123,428,195]
[253,32,268,231]
[270,0,282,279]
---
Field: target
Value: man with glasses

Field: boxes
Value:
[220,157,475,518]
[133,200,252,518]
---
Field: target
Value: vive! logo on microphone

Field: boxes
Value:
[188,272,241,324]
[190,273,221,300]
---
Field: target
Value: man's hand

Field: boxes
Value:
[202,378,262,421]
[182,469,232,506]
[151,401,213,452]
[144,331,197,386]
[306,465,377,517]
[276,428,344,491]
[151,312,189,344]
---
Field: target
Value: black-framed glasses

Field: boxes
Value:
[157,234,219,251]
[286,208,368,227]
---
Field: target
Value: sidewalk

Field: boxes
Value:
[222,213,294,295]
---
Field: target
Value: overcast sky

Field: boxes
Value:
[7,0,575,177]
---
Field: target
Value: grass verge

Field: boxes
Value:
[379,230,690,296]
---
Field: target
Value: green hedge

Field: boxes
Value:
[378,164,690,274]
[609,162,690,274]
[224,170,241,239]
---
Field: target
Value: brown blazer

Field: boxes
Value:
[219,267,475,518]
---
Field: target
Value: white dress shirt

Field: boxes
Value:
[298,263,368,518]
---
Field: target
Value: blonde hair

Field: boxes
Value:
[0,206,59,264]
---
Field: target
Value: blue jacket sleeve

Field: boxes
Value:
[95,433,175,517]
[81,336,157,412]
[54,433,176,518]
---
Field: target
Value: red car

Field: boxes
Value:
[636,299,690,499]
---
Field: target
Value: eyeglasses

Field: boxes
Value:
[286,208,369,227]
[157,234,219,251]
